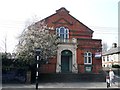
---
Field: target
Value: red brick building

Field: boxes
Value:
[38,7,102,74]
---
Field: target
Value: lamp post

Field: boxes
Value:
[35,48,41,90]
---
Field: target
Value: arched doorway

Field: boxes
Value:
[61,50,72,73]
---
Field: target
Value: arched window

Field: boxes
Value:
[56,27,69,39]
[84,52,92,64]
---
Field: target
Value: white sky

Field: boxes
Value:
[0,0,119,53]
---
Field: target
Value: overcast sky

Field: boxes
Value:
[0,0,119,53]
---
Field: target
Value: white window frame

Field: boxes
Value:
[56,27,69,39]
[84,52,92,65]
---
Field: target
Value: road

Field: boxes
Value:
[1,75,120,90]
[1,82,120,90]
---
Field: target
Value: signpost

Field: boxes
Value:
[35,48,41,90]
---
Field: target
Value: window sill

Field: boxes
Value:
[84,63,92,65]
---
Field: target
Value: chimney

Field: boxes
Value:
[56,7,69,14]
[112,43,117,48]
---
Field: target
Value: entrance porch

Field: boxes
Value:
[56,43,78,73]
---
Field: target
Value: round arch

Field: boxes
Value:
[61,50,72,73]
[61,50,72,56]
[56,44,78,73]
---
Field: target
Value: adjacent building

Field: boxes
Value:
[102,43,120,68]
[36,7,102,74]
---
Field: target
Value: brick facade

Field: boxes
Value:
[37,7,102,74]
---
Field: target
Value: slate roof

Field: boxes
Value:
[102,47,120,55]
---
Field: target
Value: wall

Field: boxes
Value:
[102,53,120,68]
[36,8,102,74]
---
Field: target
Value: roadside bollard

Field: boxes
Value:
[106,76,110,88]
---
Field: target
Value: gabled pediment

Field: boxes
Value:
[39,7,93,34]
[52,18,73,25]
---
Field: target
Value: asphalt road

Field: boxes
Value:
[1,88,120,90]
[2,82,120,90]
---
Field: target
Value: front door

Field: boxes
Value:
[61,56,69,73]
[61,50,72,73]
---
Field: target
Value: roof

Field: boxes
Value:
[102,47,120,55]
[37,7,94,33]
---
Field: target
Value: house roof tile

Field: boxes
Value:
[102,47,120,55]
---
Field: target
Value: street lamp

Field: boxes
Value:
[35,48,41,90]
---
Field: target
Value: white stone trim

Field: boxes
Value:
[56,44,78,73]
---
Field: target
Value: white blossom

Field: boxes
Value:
[16,21,58,65]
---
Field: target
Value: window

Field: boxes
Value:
[84,52,92,64]
[103,57,105,61]
[56,27,69,40]
[107,56,109,61]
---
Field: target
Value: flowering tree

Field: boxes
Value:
[16,21,58,66]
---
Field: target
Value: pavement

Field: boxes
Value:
[1,75,120,90]
[1,82,120,90]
